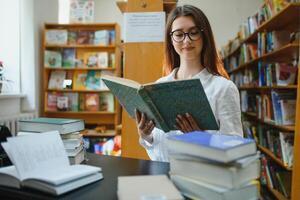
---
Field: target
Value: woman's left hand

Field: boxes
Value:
[175,113,202,133]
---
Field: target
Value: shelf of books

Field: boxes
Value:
[41,23,122,152]
[220,2,300,200]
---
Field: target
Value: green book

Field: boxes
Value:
[102,76,219,132]
[19,117,84,134]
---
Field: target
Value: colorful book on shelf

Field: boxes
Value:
[101,76,219,132]
[18,117,85,134]
[85,70,101,90]
[73,70,87,90]
[275,63,297,86]
[44,50,62,68]
[57,96,69,111]
[68,30,78,45]
[48,70,66,89]
[45,29,68,45]
[77,30,94,45]
[97,52,109,68]
[84,52,99,67]
[0,131,102,195]
[94,30,109,46]
[62,48,76,67]
[65,92,79,111]
[167,131,257,163]
[99,93,114,112]
[85,93,99,111]
[47,92,58,111]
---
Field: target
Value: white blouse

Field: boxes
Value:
[139,68,243,162]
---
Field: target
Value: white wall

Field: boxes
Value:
[178,0,262,48]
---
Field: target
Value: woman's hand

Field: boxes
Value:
[135,109,155,143]
[175,113,202,133]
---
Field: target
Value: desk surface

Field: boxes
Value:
[0,153,170,200]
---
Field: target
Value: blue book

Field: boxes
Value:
[18,117,84,134]
[167,131,256,163]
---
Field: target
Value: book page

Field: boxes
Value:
[6,131,69,180]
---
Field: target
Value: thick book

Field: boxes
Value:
[167,131,257,163]
[169,153,260,189]
[0,131,102,195]
[18,117,84,134]
[117,175,183,200]
[170,174,258,200]
[102,75,219,132]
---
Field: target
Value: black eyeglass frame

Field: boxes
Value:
[170,28,204,42]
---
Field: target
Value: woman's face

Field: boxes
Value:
[170,16,203,62]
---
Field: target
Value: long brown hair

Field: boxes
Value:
[164,5,229,79]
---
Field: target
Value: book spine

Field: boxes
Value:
[138,87,169,132]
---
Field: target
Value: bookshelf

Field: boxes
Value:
[221,2,300,200]
[41,23,121,136]
[116,0,177,159]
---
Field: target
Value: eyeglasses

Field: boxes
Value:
[170,28,203,42]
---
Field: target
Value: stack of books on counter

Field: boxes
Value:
[18,117,85,164]
[0,131,103,195]
[167,131,260,200]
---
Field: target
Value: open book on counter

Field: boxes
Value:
[0,131,103,195]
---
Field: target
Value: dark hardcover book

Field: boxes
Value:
[102,75,219,132]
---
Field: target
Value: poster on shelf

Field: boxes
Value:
[69,0,94,23]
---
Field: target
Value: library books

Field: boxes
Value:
[170,174,258,200]
[169,153,260,189]
[18,117,84,134]
[167,131,257,163]
[45,29,68,45]
[69,149,85,165]
[0,131,102,195]
[117,175,184,200]
[102,76,219,132]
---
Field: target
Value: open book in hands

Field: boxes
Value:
[102,75,219,132]
[0,131,103,195]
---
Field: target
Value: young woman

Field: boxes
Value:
[135,5,243,162]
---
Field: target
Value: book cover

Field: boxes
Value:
[85,71,101,90]
[101,76,219,132]
[68,31,77,45]
[97,52,108,68]
[73,70,87,90]
[84,52,99,67]
[62,48,76,67]
[65,92,79,111]
[77,30,94,45]
[48,70,66,89]
[99,93,114,112]
[94,30,109,46]
[167,131,256,163]
[275,63,297,86]
[47,92,58,111]
[45,29,68,45]
[44,50,62,68]
[85,93,99,111]
[57,96,69,111]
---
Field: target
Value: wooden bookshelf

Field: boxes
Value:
[228,43,299,74]
[223,3,300,199]
[41,23,121,133]
[223,3,300,61]
[258,145,292,171]
[243,112,295,132]
[239,85,298,90]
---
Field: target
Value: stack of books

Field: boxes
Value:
[18,117,85,164]
[167,131,260,200]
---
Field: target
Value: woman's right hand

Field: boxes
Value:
[135,109,155,144]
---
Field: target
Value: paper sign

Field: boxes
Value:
[124,12,165,43]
